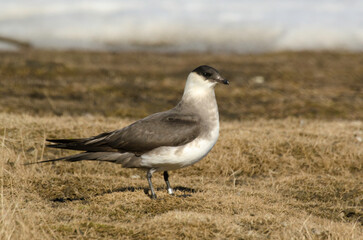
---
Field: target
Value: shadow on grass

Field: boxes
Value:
[51,186,200,202]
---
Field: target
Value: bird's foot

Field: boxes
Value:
[167,187,174,195]
[144,188,157,199]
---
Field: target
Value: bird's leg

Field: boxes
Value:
[163,171,174,195]
[146,169,157,199]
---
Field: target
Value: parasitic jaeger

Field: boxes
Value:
[29,65,229,199]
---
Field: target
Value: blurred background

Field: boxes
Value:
[0,0,362,120]
[1,0,363,52]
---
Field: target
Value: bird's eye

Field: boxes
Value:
[203,72,212,77]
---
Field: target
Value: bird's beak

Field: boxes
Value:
[215,77,229,85]
[222,79,229,85]
[209,75,229,85]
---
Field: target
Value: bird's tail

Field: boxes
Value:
[46,135,112,152]
[24,152,141,168]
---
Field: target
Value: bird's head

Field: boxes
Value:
[184,65,229,96]
[192,65,229,86]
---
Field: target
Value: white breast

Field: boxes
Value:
[140,123,219,172]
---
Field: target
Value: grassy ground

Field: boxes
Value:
[0,50,362,239]
[1,114,362,239]
[0,50,362,120]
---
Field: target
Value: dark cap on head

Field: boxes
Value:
[192,65,229,85]
[192,65,219,75]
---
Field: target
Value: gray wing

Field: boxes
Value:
[47,110,201,154]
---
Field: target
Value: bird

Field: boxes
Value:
[29,65,229,199]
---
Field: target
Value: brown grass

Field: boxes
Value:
[1,50,362,120]
[1,113,362,239]
[1,50,362,239]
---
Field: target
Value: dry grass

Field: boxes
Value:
[1,50,362,239]
[1,50,362,120]
[1,113,362,239]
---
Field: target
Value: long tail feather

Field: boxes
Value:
[46,139,116,152]
[24,152,139,167]
[46,138,83,144]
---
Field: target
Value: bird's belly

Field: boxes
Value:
[140,129,219,171]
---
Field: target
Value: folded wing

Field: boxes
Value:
[47,110,201,154]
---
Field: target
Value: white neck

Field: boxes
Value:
[182,72,216,100]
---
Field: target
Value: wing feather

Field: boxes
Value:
[47,110,201,154]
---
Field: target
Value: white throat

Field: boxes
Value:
[182,72,216,100]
